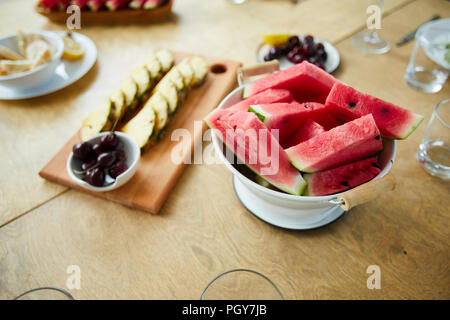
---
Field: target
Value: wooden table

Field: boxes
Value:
[0,0,449,299]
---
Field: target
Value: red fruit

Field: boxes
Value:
[105,0,130,10]
[129,0,146,9]
[87,0,107,11]
[40,0,59,9]
[143,0,166,10]
[74,0,90,9]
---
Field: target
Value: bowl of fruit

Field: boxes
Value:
[206,61,423,230]
[257,34,340,73]
[67,131,140,192]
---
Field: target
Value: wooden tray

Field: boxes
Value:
[35,0,173,24]
[39,52,241,214]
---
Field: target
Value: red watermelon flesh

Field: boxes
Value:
[304,157,381,196]
[228,88,292,112]
[325,82,424,139]
[204,108,307,195]
[248,102,328,145]
[283,119,326,149]
[286,114,383,173]
[243,61,338,103]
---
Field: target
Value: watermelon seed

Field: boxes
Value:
[304,104,310,109]
[340,181,349,187]
[372,163,381,169]
[375,135,381,140]
[348,102,356,108]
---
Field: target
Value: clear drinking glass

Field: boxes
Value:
[200,269,283,300]
[417,99,450,180]
[405,19,450,93]
[14,287,74,300]
[352,0,391,54]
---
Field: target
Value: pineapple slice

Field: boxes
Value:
[150,92,170,137]
[121,102,156,150]
[120,78,139,113]
[81,101,113,141]
[190,56,208,87]
[109,88,126,126]
[155,49,174,73]
[131,66,152,100]
[177,58,194,87]
[142,53,163,83]
[156,79,179,114]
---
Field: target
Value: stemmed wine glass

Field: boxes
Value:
[352,0,391,54]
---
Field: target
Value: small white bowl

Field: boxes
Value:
[66,132,140,192]
[0,31,64,89]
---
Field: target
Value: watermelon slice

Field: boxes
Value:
[144,0,166,9]
[205,109,307,195]
[286,114,383,173]
[74,0,90,9]
[40,0,59,9]
[325,82,424,139]
[243,61,338,103]
[228,88,292,112]
[248,102,328,145]
[87,0,106,11]
[304,157,381,196]
[105,0,130,10]
[283,119,326,149]
[57,0,71,10]
[129,0,146,9]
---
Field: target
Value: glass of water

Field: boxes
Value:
[200,269,283,300]
[417,99,450,180]
[405,19,450,93]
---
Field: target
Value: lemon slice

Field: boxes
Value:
[62,35,84,61]
[262,34,291,46]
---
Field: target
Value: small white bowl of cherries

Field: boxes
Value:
[67,131,140,192]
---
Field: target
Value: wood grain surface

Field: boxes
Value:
[39,53,241,214]
[0,0,449,300]
[0,0,412,227]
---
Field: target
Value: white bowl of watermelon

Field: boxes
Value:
[206,61,423,230]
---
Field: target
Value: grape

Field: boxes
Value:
[269,46,282,58]
[112,149,126,162]
[97,152,116,168]
[288,35,301,47]
[316,42,324,51]
[264,53,273,61]
[100,132,119,150]
[81,159,97,171]
[85,168,105,187]
[304,35,314,45]
[293,54,304,64]
[109,161,129,179]
[92,142,106,155]
[72,142,92,161]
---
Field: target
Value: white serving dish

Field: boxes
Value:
[67,132,140,192]
[0,31,64,89]
[257,35,340,73]
[211,86,397,230]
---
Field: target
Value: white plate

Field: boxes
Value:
[257,35,340,73]
[0,31,97,100]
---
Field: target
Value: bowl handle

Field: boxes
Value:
[237,60,280,86]
[335,174,396,211]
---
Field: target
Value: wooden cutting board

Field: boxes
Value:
[39,53,241,214]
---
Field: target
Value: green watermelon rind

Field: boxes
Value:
[242,85,252,99]
[398,114,424,140]
[247,104,271,122]
[285,151,314,173]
